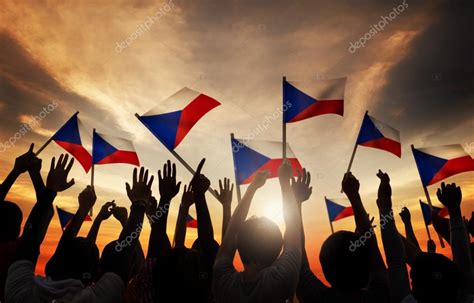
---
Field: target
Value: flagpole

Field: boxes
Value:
[340,110,367,192]
[35,111,80,156]
[411,144,445,248]
[282,76,287,159]
[325,196,335,234]
[420,199,432,241]
[89,128,96,216]
[134,113,220,200]
[230,133,242,203]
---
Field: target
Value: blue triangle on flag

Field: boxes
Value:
[412,148,448,186]
[325,198,346,222]
[56,206,74,230]
[52,115,82,145]
[93,132,118,164]
[356,113,384,144]
[231,138,271,184]
[138,111,182,150]
[283,80,318,123]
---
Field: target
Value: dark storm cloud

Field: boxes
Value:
[373,0,474,141]
[0,32,121,142]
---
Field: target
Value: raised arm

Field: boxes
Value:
[342,172,387,282]
[190,159,215,250]
[87,201,115,244]
[15,154,75,264]
[437,182,474,295]
[105,167,153,282]
[278,159,301,255]
[62,185,96,240]
[174,183,193,248]
[216,178,233,241]
[0,144,36,201]
[399,207,421,250]
[147,160,179,258]
[216,170,268,260]
[376,170,411,303]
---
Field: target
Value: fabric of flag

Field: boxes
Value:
[186,214,198,228]
[412,144,474,186]
[93,132,140,166]
[56,206,91,231]
[137,87,220,150]
[283,78,345,123]
[325,198,354,222]
[52,113,92,172]
[356,112,401,157]
[419,201,449,226]
[231,138,303,185]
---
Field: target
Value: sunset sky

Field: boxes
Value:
[0,0,472,278]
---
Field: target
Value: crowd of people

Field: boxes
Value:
[0,144,473,302]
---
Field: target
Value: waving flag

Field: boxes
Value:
[137,87,220,150]
[356,112,401,157]
[186,214,198,228]
[420,201,449,225]
[93,132,140,166]
[52,113,92,172]
[56,206,91,231]
[325,198,354,222]
[412,144,474,186]
[232,138,302,185]
[283,77,345,123]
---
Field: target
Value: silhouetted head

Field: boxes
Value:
[237,216,283,267]
[0,201,22,242]
[320,230,370,290]
[153,247,209,302]
[410,252,459,303]
[46,237,99,285]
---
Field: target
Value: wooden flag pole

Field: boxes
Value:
[35,111,80,156]
[282,76,287,159]
[420,199,432,241]
[230,133,242,203]
[411,144,445,248]
[325,197,335,234]
[134,113,220,200]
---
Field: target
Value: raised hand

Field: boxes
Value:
[341,172,360,197]
[112,206,128,227]
[46,154,75,192]
[249,170,269,190]
[217,178,234,207]
[376,169,392,209]
[291,168,312,203]
[78,186,97,211]
[278,158,293,183]
[126,167,154,205]
[399,207,411,224]
[436,182,462,214]
[13,143,37,174]
[190,158,210,195]
[158,160,181,201]
[146,195,158,218]
[181,184,194,209]
[97,200,116,221]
